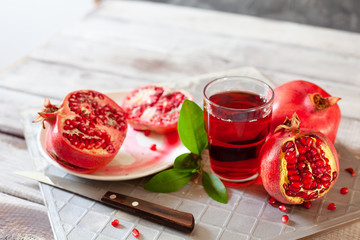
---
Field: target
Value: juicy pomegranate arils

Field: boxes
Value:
[34,90,127,173]
[121,84,192,134]
[260,113,339,205]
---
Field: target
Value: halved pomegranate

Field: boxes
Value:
[121,84,192,133]
[34,90,127,173]
[260,113,339,204]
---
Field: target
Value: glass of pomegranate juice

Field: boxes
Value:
[203,76,274,186]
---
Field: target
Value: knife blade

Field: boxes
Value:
[14,171,195,233]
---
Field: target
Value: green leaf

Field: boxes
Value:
[178,100,208,155]
[174,153,198,170]
[202,171,227,204]
[144,169,193,193]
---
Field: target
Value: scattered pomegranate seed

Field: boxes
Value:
[132,228,140,238]
[328,203,336,210]
[303,201,312,209]
[144,130,151,136]
[150,144,157,151]
[281,215,289,223]
[340,187,349,195]
[111,219,119,227]
[268,197,277,206]
[345,168,356,177]
[279,204,287,212]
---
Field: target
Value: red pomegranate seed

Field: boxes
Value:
[268,197,277,206]
[345,168,356,177]
[144,130,151,136]
[303,201,312,209]
[281,215,289,223]
[111,219,119,227]
[150,144,157,151]
[340,187,349,195]
[328,203,336,210]
[132,228,140,238]
[279,204,287,212]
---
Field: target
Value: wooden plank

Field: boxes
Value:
[23,9,359,86]
[0,192,53,240]
[0,87,46,137]
[96,0,360,58]
[0,59,148,99]
[0,133,45,205]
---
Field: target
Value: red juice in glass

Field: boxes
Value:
[203,77,274,186]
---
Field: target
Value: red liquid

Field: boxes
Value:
[204,90,271,185]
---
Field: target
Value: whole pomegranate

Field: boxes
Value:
[271,80,341,143]
[34,90,127,173]
[260,113,339,204]
[121,84,192,134]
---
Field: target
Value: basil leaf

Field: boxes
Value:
[174,153,198,170]
[144,169,193,193]
[178,100,208,155]
[202,171,227,204]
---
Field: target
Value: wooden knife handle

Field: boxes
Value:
[101,191,195,232]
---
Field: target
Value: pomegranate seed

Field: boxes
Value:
[111,219,119,227]
[268,197,277,206]
[328,203,336,210]
[340,187,349,195]
[279,204,287,212]
[281,215,289,223]
[132,228,140,238]
[150,144,157,151]
[345,168,356,177]
[303,201,312,209]
[144,130,151,136]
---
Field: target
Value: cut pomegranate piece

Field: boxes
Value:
[34,90,127,173]
[268,197,277,206]
[281,215,289,223]
[303,201,312,209]
[121,84,192,134]
[279,204,287,212]
[150,144,157,151]
[260,113,339,205]
[111,219,119,227]
[132,228,139,238]
[340,187,349,195]
[345,168,356,176]
[328,203,336,210]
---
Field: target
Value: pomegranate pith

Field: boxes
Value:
[34,90,127,173]
[121,84,192,134]
[260,114,339,204]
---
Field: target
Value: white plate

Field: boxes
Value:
[37,90,188,181]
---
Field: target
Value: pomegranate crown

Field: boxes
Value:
[33,98,59,129]
[274,113,301,134]
[308,93,341,111]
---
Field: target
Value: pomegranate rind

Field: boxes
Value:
[121,84,192,134]
[37,90,127,174]
[271,80,341,143]
[260,129,339,205]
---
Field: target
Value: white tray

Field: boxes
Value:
[22,67,360,240]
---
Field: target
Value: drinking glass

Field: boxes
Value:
[203,76,274,186]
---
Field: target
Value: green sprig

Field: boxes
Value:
[144,100,228,204]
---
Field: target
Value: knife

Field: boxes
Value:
[14,171,195,233]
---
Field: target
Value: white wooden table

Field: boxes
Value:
[0,1,359,239]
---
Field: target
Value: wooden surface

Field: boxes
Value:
[0,0,359,239]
